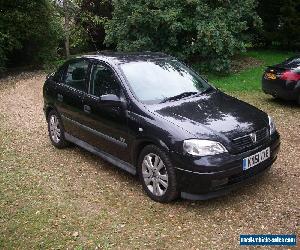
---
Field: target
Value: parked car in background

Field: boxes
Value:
[262,55,300,104]
[44,52,280,203]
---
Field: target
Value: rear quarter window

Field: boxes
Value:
[53,66,65,82]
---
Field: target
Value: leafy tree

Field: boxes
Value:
[278,0,300,49]
[257,0,300,49]
[52,0,113,55]
[105,0,261,72]
[0,0,62,71]
[51,0,78,58]
[75,0,113,51]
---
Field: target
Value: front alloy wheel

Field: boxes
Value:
[142,153,168,196]
[138,145,178,203]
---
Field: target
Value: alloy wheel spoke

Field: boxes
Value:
[153,155,160,168]
[157,178,168,188]
[142,170,151,178]
[146,155,154,170]
[157,173,168,182]
[144,176,152,185]
[152,179,159,195]
[56,128,61,136]
[156,161,165,171]
[50,116,55,125]
[142,161,153,174]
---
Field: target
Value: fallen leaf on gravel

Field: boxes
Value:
[72,231,79,237]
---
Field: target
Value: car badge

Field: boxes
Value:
[249,132,257,143]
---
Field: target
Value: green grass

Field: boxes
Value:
[205,50,294,92]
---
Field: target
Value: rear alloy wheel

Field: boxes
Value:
[47,110,68,148]
[138,145,178,203]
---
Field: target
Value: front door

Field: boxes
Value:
[82,62,131,163]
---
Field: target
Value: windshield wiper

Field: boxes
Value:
[194,86,214,96]
[160,91,198,103]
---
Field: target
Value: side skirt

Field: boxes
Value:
[64,133,136,175]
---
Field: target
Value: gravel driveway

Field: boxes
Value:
[0,72,299,249]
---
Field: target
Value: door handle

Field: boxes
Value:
[84,105,91,114]
[57,93,63,102]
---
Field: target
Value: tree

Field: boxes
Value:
[257,0,300,49]
[52,0,78,58]
[63,0,71,58]
[0,0,62,71]
[278,0,300,49]
[75,0,113,51]
[105,0,261,72]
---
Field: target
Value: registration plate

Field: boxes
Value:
[265,72,276,80]
[243,147,270,171]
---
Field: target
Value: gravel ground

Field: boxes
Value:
[0,72,299,249]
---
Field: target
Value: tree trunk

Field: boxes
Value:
[63,0,70,58]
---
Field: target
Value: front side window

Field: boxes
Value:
[90,63,120,97]
[64,60,89,92]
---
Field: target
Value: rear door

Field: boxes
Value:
[56,59,91,140]
[81,61,131,163]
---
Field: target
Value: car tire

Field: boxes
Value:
[47,110,69,148]
[138,145,179,203]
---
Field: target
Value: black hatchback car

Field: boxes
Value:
[43,52,280,203]
[262,55,300,104]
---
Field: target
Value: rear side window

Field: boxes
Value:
[63,60,89,92]
[90,63,120,97]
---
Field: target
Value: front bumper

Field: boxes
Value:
[171,133,280,200]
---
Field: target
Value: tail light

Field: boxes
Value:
[280,70,300,81]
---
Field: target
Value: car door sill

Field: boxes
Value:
[61,115,127,148]
[64,133,136,175]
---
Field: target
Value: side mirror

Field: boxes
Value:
[100,94,122,106]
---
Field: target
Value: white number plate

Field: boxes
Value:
[243,147,270,171]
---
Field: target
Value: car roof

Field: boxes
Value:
[81,51,173,65]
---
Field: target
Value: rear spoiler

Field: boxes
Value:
[46,72,55,80]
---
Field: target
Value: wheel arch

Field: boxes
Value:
[132,137,170,167]
[45,105,58,120]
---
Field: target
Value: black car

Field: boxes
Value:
[43,52,280,203]
[262,55,300,104]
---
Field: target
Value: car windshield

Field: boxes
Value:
[120,59,211,103]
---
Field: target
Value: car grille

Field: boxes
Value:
[232,127,269,152]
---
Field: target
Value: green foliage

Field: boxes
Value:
[0,0,62,71]
[257,0,300,49]
[69,0,112,53]
[105,0,261,72]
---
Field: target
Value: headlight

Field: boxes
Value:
[183,139,228,156]
[268,115,276,135]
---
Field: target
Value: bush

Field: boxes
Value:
[0,0,62,71]
[105,0,261,72]
[72,0,113,52]
[257,0,300,50]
